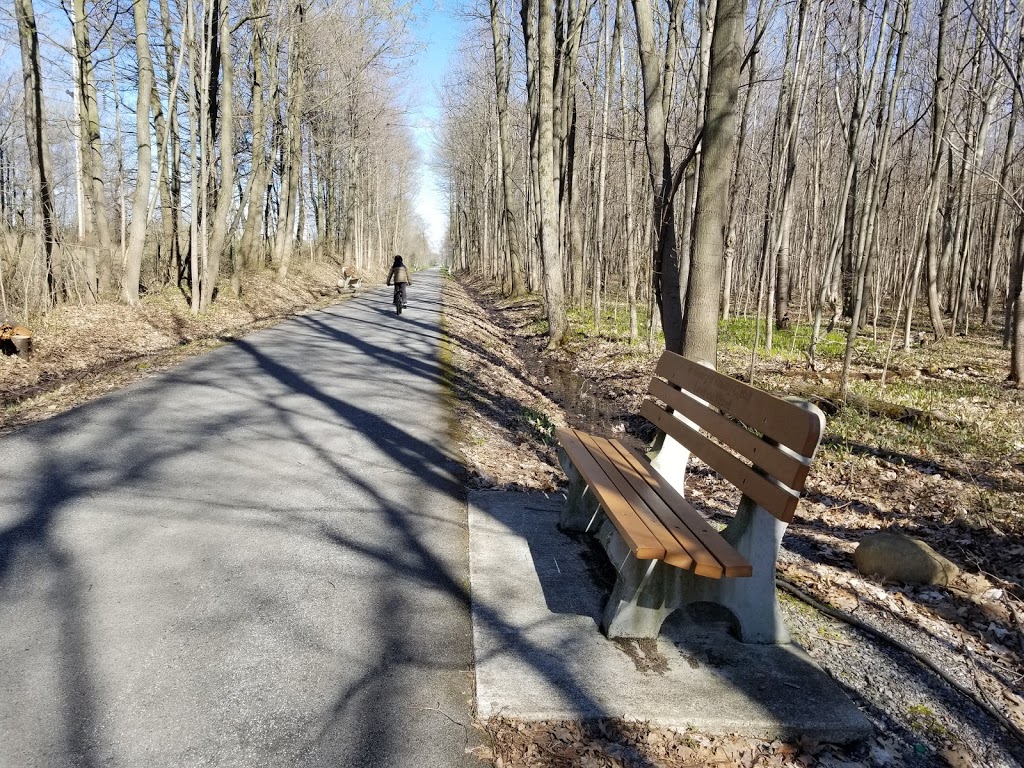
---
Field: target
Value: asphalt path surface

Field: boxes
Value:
[0,269,480,767]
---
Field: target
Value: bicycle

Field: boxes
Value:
[393,283,405,315]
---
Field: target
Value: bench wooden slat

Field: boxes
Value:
[556,428,666,559]
[654,352,822,458]
[573,430,690,563]
[588,435,725,578]
[640,400,801,522]
[648,378,810,492]
[607,440,753,578]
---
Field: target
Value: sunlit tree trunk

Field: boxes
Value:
[122,0,155,305]
[522,0,568,346]
[631,0,682,351]
[15,0,63,307]
[275,1,304,281]
[202,0,233,308]
[683,0,744,365]
[489,0,526,296]
[240,24,277,269]
[72,0,113,298]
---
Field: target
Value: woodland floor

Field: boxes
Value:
[442,273,1024,768]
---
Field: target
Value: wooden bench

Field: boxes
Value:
[339,266,362,292]
[555,351,825,644]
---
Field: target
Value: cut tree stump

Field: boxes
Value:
[0,324,32,359]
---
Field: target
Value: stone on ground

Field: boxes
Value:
[854,531,959,586]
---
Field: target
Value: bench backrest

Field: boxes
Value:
[640,351,824,523]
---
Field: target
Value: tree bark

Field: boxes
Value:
[1010,218,1024,384]
[15,0,63,307]
[489,0,527,296]
[683,0,744,365]
[122,0,155,305]
[522,0,569,346]
[202,0,234,308]
[275,1,304,281]
[72,0,113,297]
[631,0,682,351]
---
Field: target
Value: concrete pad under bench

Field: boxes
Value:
[468,490,872,742]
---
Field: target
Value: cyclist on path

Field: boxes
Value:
[387,255,411,308]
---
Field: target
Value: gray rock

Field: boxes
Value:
[853,531,959,586]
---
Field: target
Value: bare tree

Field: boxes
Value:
[122,0,156,305]
[683,0,744,365]
[631,0,682,352]
[14,0,63,306]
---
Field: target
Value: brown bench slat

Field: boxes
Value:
[556,428,665,559]
[648,378,810,491]
[608,440,753,578]
[574,430,693,565]
[588,435,727,578]
[640,400,801,522]
[654,352,822,458]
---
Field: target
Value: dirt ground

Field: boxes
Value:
[442,274,1024,768]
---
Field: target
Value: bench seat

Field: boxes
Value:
[555,427,751,578]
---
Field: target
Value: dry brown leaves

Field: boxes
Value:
[472,718,859,768]
[442,276,567,491]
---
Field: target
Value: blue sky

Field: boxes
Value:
[409,0,467,252]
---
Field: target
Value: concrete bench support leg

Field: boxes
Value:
[690,496,790,644]
[557,448,603,533]
[599,524,679,639]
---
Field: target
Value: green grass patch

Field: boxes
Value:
[906,703,948,740]
[565,300,660,344]
[517,406,557,445]
[718,316,858,360]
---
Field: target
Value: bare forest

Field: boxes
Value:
[0,0,430,322]
[439,0,1024,387]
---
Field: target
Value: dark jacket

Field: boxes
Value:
[387,265,411,285]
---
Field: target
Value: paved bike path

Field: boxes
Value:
[0,269,479,767]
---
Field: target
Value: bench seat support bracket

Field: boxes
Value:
[557,447,605,533]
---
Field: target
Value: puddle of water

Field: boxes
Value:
[537,359,651,454]
[542,362,608,428]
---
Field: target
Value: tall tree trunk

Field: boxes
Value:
[840,0,909,399]
[15,0,63,307]
[1010,218,1024,384]
[592,0,620,330]
[631,0,682,351]
[123,0,155,305]
[773,0,814,329]
[619,6,638,342]
[72,0,114,297]
[537,0,568,346]
[275,1,304,280]
[523,0,568,346]
[922,0,952,340]
[239,17,275,269]
[160,0,182,285]
[202,0,233,308]
[489,0,527,296]
[985,66,1020,326]
[683,0,744,365]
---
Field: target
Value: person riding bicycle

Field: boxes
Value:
[386,255,411,308]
